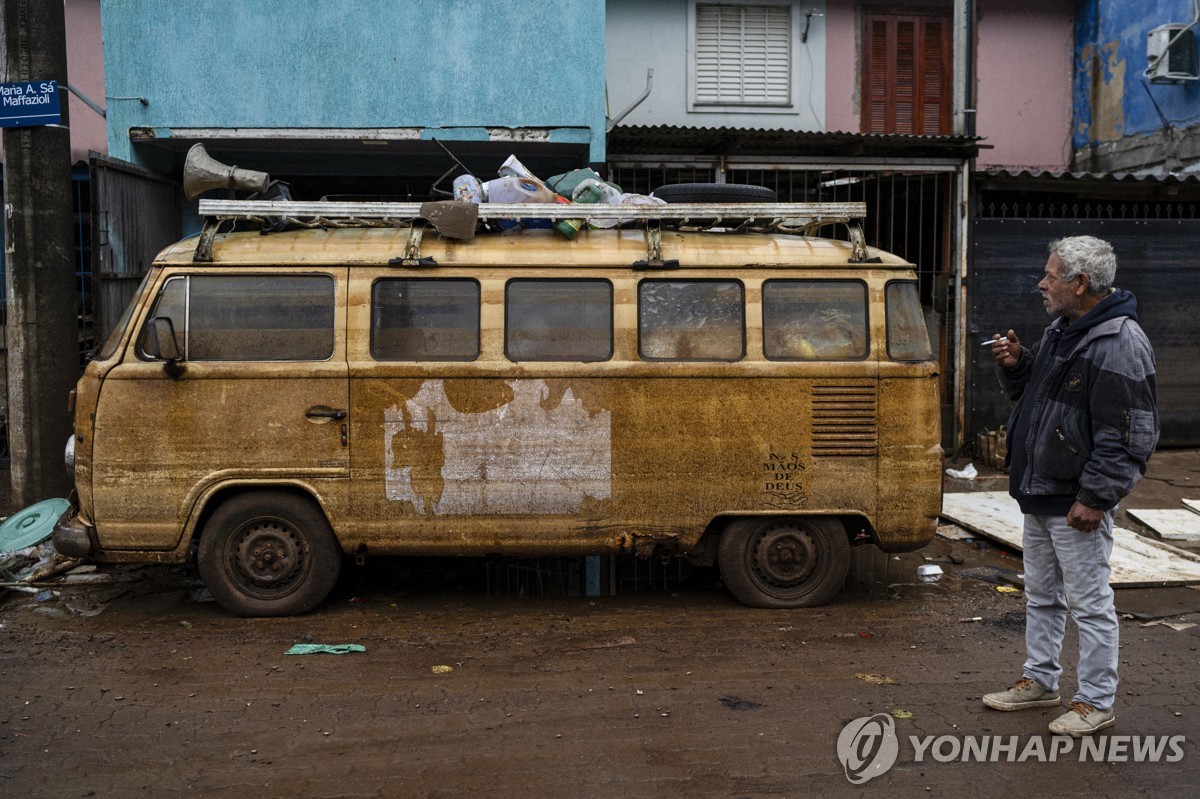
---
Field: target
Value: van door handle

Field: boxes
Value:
[305,406,347,421]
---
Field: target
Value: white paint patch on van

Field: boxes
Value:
[384,379,611,515]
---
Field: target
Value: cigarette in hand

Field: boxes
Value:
[982,337,1009,346]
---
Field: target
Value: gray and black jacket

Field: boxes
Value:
[999,289,1159,514]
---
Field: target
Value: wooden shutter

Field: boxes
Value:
[861,11,952,134]
[695,4,791,105]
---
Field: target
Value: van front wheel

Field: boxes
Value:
[198,492,342,617]
[718,517,850,608]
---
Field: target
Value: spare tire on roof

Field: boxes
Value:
[651,182,777,203]
[650,183,778,229]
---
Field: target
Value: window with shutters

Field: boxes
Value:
[690,2,794,108]
[861,10,952,134]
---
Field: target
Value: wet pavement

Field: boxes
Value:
[2,455,1200,798]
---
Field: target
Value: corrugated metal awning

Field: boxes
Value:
[608,125,980,159]
[980,167,1200,185]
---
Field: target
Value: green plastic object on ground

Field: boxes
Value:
[284,643,366,655]
[0,497,71,553]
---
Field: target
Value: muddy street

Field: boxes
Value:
[2,533,1198,799]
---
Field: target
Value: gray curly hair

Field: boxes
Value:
[1049,236,1117,295]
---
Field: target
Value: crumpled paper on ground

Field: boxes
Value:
[945,463,978,480]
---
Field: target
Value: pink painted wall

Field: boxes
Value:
[0,0,105,165]
[826,0,1072,170]
[65,0,107,162]
[975,0,1073,169]
[825,0,859,134]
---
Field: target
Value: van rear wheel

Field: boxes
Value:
[718,517,850,608]
[197,491,342,617]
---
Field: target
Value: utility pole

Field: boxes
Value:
[3,0,77,506]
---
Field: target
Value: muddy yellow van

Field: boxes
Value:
[53,193,943,615]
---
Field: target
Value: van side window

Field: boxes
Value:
[762,280,868,360]
[372,279,480,361]
[505,279,613,362]
[138,275,187,358]
[638,280,745,361]
[139,275,335,361]
[885,281,934,361]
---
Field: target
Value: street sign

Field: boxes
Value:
[0,80,62,129]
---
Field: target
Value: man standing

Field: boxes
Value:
[981,236,1159,737]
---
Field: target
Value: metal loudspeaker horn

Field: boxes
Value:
[183,143,271,200]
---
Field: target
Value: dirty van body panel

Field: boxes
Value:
[87,268,351,551]
[876,361,944,551]
[71,360,106,527]
[332,257,939,559]
[347,375,901,556]
[72,270,161,530]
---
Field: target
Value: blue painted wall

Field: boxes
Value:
[1074,0,1200,149]
[99,0,606,162]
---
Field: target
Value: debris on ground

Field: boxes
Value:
[942,491,1200,586]
[430,664,454,674]
[917,564,944,583]
[1114,586,1200,620]
[957,565,1025,588]
[1138,619,1197,631]
[945,463,978,480]
[719,696,763,710]
[891,708,913,719]
[0,498,70,553]
[936,523,975,542]
[284,644,366,656]
[855,673,898,686]
[573,635,638,650]
[1,540,69,585]
[1126,508,1200,543]
[1,538,158,616]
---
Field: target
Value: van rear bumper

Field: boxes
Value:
[52,510,95,558]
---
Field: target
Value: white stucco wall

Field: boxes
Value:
[606,0,827,130]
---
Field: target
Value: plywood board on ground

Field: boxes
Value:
[1126,508,1200,543]
[940,491,1200,587]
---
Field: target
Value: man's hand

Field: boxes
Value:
[1067,501,1105,533]
[991,329,1021,368]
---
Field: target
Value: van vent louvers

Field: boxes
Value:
[811,384,878,457]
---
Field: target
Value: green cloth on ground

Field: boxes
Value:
[284,643,366,655]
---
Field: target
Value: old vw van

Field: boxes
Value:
[54,193,943,615]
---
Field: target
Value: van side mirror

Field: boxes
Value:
[148,317,186,378]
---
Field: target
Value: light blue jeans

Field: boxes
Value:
[1021,511,1118,710]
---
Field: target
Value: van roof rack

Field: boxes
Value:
[193,199,870,263]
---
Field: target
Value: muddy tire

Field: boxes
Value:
[197,491,342,617]
[718,517,850,608]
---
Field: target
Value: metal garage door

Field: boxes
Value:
[90,154,181,343]
[970,219,1199,447]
